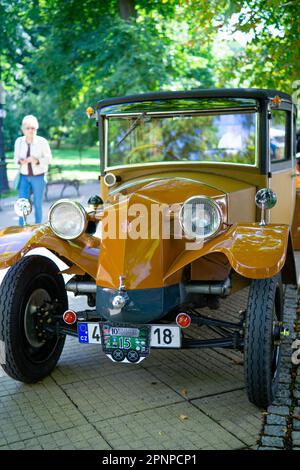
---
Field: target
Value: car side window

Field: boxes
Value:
[270,110,288,163]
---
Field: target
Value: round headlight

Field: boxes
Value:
[48,200,88,240]
[179,196,223,240]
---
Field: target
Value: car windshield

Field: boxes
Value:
[106,108,257,168]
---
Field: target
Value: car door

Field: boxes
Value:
[269,104,296,225]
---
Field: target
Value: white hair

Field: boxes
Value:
[22,115,39,130]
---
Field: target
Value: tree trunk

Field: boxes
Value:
[118,0,136,20]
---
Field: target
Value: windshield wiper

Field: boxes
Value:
[117,112,147,147]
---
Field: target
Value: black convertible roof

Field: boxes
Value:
[97,88,292,110]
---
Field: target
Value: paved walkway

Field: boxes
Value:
[0,287,263,450]
[258,285,300,450]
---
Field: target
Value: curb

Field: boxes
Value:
[258,285,299,450]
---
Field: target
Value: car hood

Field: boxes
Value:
[107,176,226,205]
[97,176,256,290]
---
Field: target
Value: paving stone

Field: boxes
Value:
[192,389,262,447]
[295,375,300,385]
[267,406,290,417]
[95,401,245,450]
[60,368,183,423]
[263,425,286,438]
[292,431,300,446]
[272,399,292,407]
[279,374,292,385]
[142,347,244,399]
[0,378,86,445]
[260,436,284,449]
[266,415,287,426]
[0,424,111,450]
[258,446,281,450]
[277,383,291,392]
[292,419,300,431]
[52,337,136,386]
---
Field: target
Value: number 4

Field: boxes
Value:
[92,326,101,342]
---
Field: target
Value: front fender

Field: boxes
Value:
[0,225,99,278]
[165,223,294,282]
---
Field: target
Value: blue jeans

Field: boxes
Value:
[18,174,46,225]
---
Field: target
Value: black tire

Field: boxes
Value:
[244,273,283,408]
[0,255,68,383]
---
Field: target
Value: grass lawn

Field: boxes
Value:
[5,146,100,186]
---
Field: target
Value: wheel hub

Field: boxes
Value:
[24,288,51,348]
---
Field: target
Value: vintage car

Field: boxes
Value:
[0,88,298,408]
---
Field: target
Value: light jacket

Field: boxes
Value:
[14,135,52,176]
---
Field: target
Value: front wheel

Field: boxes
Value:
[244,273,284,408]
[0,255,68,383]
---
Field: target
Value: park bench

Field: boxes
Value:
[44,165,80,201]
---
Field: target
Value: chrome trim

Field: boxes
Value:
[105,106,258,118]
[104,172,117,187]
[179,195,223,240]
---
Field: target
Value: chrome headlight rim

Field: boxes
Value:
[104,172,118,188]
[48,199,88,240]
[179,195,223,240]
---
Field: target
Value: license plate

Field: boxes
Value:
[150,325,181,348]
[77,322,181,349]
[100,322,151,361]
[78,323,101,344]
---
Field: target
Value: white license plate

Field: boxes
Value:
[150,325,181,348]
[78,323,102,344]
[78,323,181,348]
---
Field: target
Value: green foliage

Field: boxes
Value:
[1,0,298,154]
[216,0,300,91]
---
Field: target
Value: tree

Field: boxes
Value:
[216,0,300,91]
[2,0,298,155]
[119,0,136,20]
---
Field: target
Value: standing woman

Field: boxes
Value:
[14,115,52,225]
